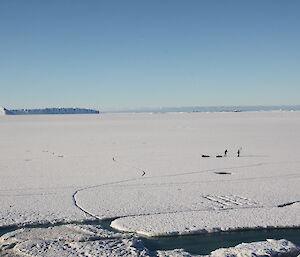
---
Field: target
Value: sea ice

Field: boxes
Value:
[0,111,300,256]
[111,203,300,237]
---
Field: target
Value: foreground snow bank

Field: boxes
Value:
[1,226,299,257]
[0,224,150,257]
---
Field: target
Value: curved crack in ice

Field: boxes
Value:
[72,156,150,218]
[71,159,281,222]
[72,177,145,219]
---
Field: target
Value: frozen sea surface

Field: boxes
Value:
[0,112,300,256]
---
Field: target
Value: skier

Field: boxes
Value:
[224,149,228,157]
[237,149,240,157]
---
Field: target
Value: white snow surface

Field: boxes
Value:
[111,203,300,236]
[0,112,300,255]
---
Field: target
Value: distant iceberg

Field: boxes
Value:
[0,107,100,115]
[0,106,11,115]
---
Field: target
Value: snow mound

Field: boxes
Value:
[157,249,197,256]
[0,224,150,257]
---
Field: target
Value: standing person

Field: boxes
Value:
[224,149,228,157]
[237,149,240,157]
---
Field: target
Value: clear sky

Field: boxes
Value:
[0,0,299,109]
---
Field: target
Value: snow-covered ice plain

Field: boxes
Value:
[0,111,300,256]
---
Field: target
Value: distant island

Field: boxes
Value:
[0,107,100,115]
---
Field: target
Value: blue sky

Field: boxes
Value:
[0,0,299,109]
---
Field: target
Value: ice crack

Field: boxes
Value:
[278,201,300,208]
[72,156,148,219]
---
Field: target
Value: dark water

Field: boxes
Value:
[0,227,15,237]
[141,229,300,255]
[1,222,300,255]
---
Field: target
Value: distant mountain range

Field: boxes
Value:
[0,107,100,115]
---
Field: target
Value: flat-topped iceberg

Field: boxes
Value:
[0,106,10,115]
[0,107,99,115]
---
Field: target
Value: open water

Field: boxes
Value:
[1,221,300,255]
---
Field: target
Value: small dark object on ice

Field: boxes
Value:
[216,155,223,158]
[215,171,231,175]
[202,155,210,158]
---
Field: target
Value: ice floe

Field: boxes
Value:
[111,203,300,237]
